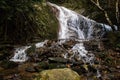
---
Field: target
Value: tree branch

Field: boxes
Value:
[90,0,114,30]
[116,0,120,29]
[91,0,104,11]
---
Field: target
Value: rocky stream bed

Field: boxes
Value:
[0,40,120,80]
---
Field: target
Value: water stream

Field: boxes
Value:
[47,2,114,78]
[10,46,31,62]
[47,2,112,63]
[10,40,47,62]
[10,2,115,78]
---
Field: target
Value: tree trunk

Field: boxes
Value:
[116,0,120,30]
[90,0,115,31]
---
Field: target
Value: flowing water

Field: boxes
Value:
[10,46,31,62]
[47,2,112,62]
[47,2,112,40]
[10,3,113,63]
[9,2,115,78]
[47,2,115,78]
[10,40,47,62]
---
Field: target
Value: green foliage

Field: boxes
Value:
[0,0,58,44]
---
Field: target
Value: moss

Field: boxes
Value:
[0,0,58,44]
[34,68,81,80]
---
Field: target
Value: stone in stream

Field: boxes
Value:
[48,57,84,65]
[25,66,37,73]
[48,57,68,63]
[0,60,18,69]
[3,74,21,80]
[34,68,81,80]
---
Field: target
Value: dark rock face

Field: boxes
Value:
[25,66,37,73]
[1,61,18,69]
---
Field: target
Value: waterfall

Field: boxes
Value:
[47,2,112,40]
[10,40,47,62]
[10,3,113,64]
[47,2,114,78]
[9,2,117,79]
[10,46,31,62]
[35,40,48,48]
[47,2,112,64]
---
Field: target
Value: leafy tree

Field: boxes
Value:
[0,0,58,44]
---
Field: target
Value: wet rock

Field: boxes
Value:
[26,45,36,54]
[84,41,99,51]
[0,74,3,80]
[62,40,78,48]
[38,61,49,69]
[116,66,120,69]
[87,65,97,73]
[45,40,57,47]
[35,47,49,55]
[94,60,99,64]
[3,75,13,80]
[34,68,81,80]
[0,51,11,61]
[4,74,21,80]
[0,53,5,61]
[48,57,84,66]
[48,57,68,63]
[0,67,4,72]
[12,74,21,80]
[34,66,43,72]
[0,45,14,60]
[48,63,66,69]
[28,44,65,62]
[115,48,120,52]
[25,66,36,73]
[72,66,87,75]
[108,67,117,72]
[1,60,18,69]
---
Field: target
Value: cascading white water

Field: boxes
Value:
[10,40,47,62]
[47,2,113,63]
[47,2,114,77]
[47,2,112,40]
[35,40,48,48]
[71,43,95,64]
[10,46,31,62]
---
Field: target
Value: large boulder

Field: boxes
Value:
[34,68,81,80]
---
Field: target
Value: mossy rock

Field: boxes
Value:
[34,68,81,80]
[1,60,18,69]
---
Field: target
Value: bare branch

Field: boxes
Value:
[90,0,114,29]
[96,0,100,6]
[116,0,120,27]
[104,11,113,26]
[90,0,104,11]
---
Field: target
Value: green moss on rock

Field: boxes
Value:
[34,68,81,80]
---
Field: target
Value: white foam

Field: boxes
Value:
[35,40,48,48]
[10,46,31,62]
